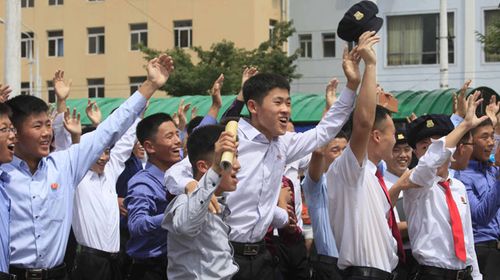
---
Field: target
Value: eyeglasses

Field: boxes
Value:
[0,127,17,134]
[462,143,474,146]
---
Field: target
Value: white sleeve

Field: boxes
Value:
[106,117,140,183]
[410,137,455,189]
[52,112,72,152]
[326,144,364,189]
[164,157,195,195]
[283,87,355,164]
[271,206,289,229]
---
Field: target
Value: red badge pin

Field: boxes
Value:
[51,183,59,190]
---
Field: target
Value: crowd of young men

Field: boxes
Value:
[0,31,500,280]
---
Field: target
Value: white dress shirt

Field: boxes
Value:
[226,87,355,243]
[72,118,139,253]
[284,154,311,229]
[164,156,194,195]
[405,138,482,279]
[162,168,238,280]
[327,145,399,272]
[52,112,72,152]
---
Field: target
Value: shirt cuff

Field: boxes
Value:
[129,91,148,116]
[450,114,464,128]
[202,168,222,192]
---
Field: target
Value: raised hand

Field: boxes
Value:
[241,66,258,86]
[211,74,224,109]
[356,31,380,66]
[455,79,471,118]
[63,107,82,143]
[176,99,191,131]
[0,84,12,103]
[486,95,500,127]
[53,70,72,101]
[190,106,198,120]
[85,99,102,127]
[463,91,489,129]
[342,46,361,90]
[325,78,339,109]
[146,54,175,90]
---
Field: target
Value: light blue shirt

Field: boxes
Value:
[302,173,338,258]
[0,170,10,272]
[1,92,146,269]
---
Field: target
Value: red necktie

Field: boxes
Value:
[375,170,406,263]
[438,180,467,263]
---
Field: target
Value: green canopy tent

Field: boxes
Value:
[64,87,498,127]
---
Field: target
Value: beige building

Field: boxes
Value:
[0,0,286,101]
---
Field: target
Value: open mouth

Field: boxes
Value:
[279,117,288,126]
[7,143,15,152]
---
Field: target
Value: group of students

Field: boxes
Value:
[1,31,500,280]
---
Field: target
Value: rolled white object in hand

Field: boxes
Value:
[220,120,238,171]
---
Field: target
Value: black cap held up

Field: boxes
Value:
[406,114,454,148]
[337,1,383,42]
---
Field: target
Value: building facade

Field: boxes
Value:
[289,0,500,93]
[0,0,285,100]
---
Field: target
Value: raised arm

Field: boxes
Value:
[221,66,258,119]
[85,100,102,128]
[349,31,380,164]
[53,70,72,114]
[53,55,175,186]
[0,84,12,103]
[107,117,141,181]
[206,74,224,119]
[62,107,82,144]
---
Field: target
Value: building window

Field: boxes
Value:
[88,27,105,54]
[322,33,336,58]
[484,9,500,62]
[21,32,34,59]
[20,82,30,95]
[21,0,34,8]
[269,19,278,41]
[299,34,312,58]
[174,20,192,48]
[129,76,146,95]
[130,23,148,51]
[387,12,455,66]
[88,78,105,98]
[47,81,56,103]
[48,30,64,57]
[49,0,64,5]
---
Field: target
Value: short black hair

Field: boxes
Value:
[373,105,392,131]
[82,126,96,135]
[187,124,225,176]
[187,116,204,136]
[471,118,493,136]
[242,73,290,105]
[6,95,49,128]
[335,130,349,141]
[0,103,12,118]
[136,113,173,145]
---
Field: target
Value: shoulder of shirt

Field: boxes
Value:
[128,169,157,185]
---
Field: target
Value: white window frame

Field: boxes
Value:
[129,76,146,95]
[21,32,34,59]
[21,0,34,8]
[299,34,312,58]
[88,27,105,54]
[174,20,192,48]
[87,78,105,98]
[49,0,64,6]
[48,30,64,57]
[20,82,30,96]
[483,9,500,63]
[47,81,56,103]
[130,23,148,51]
[322,33,336,58]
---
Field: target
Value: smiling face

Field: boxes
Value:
[386,143,412,176]
[0,115,16,163]
[90,148,110,175]
[133,141,146,160]
[248,88,291,140]
[144,120,182,170]
[218,155,241,192]
[15,111,53,162]
[471,124,495,162]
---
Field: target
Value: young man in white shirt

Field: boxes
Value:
[399,94,486,280]
[327,31,416,279]
[162,124,239,279]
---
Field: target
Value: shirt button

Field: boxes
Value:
[35,216,39,219]
[32,196,35,199]
[37,235,40,238]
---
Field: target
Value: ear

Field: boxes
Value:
[196,159,210,174]
[143,140,155,155]
[371,129,381,144]
[247,99,258,115]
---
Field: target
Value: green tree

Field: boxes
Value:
[477,19,500,59]
[140,21,301,96]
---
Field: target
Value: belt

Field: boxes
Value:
[309,254,338,265]
[475,240,500,250]
[343,266,396,280]
[0,271,16,280]
[9,263,66,280]
[79,245,119,260]
[418,265,472,280]
[132,255,167,266]
[230,240,266,256]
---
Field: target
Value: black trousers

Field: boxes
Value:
[475,242,500,280]
[127,257,167,280]
[395,249,418,280]
[71,248,121,280]
[232,248,277,280]
[309,244,342,280]
[274,236,310,280]
[118,228,132,278]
